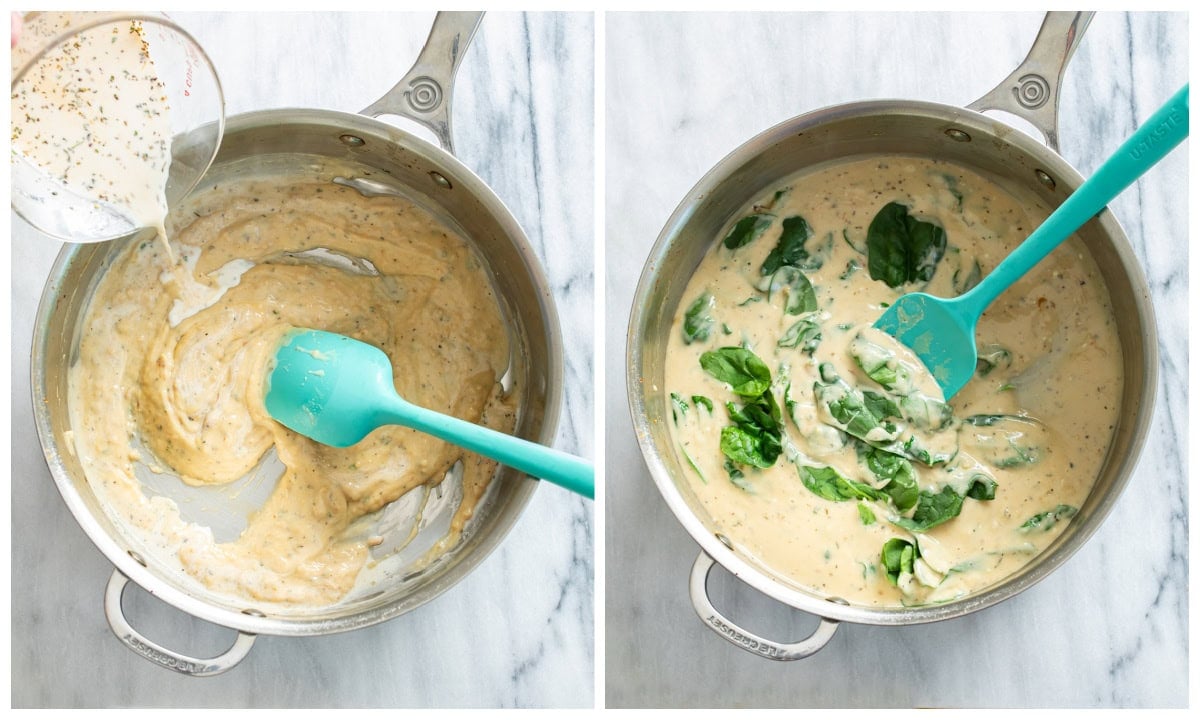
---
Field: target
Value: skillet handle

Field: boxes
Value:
[689,551,840,661]
[104,570,257,676]
[966,11,1094,152]
[360,11,484,154]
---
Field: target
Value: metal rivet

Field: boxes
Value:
[715,533,734,551]
[241,608,266,617]
[1035,169,1056,190]
[429,171,452,189]
[127,550,147,567]
[945,128,971,143]
[339,134,365,147]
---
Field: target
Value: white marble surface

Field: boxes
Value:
[605,12,1187,708]
[9,11,593,708]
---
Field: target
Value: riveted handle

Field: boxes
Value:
[967,11,1094,152]
[104,570,257,676]
[360,11,484,154]
[689,551,840,661]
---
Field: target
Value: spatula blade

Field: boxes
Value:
[873,293,978,399]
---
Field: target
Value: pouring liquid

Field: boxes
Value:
[11,12,174,254]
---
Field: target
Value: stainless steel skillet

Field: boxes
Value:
[32,12,564,675]
[627,11,1156,660]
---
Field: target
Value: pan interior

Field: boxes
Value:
[35,112,560,634]
[631,103,1154,624]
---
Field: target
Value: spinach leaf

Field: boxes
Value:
[724,458,753,492]
[962,414,1047,469]
[839,258,862,280]
[858,502,877,525]
[976,344,1013,377]
[1019,504,1077,533]
[680,444,705,484]
[797,465,883,503]
[682,292,715,344]
[700,347,772,397]
[881,538,919,586]
[890,474,996,533]
[669,392,689,423]
[691,395,714,413]
[891,486,964,533]
[814,363,901,441]
[952,258,982,296]
[965,474,997,501]
[848,333,953,431]
[723,213,774,250]
[941,173,964,212]
[898,393,954,432]
[760,216,815,275]
[721,391,783,468]
[866,201,948,288]
[843,228,867,256]
[753,187,791,213]
[778,315,822,355]
[863,446,919,512]
[763,265,818,315]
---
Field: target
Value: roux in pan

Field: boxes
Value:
[68,175,516,607]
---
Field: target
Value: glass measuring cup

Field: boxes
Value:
[10,11,224,243]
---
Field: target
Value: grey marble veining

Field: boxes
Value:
[605,12,1187,708]
[9,11,593,708]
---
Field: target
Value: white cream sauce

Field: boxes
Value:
[11,11,172,239]
[666,156,1122,607]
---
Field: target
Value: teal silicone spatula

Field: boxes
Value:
[264,329,594,499]
[875,84,1188,399]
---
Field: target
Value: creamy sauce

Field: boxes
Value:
[11,11,172,239]
[68,175,516,608]
[666,156,1122,606]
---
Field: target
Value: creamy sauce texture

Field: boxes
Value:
[68,175,516,607]
[666,156,1122,606]
[11,11,172,238]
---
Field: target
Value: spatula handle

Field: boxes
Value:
[964,83,1189,316]
[383,398,595,499]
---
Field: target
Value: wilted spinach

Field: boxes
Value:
[682,292,715,344]
[862,445,919,513]
[1019,504,1077,533]
[890,475,997,533]
[670,392,689,423]
[700,347,772,397]
[723,213,774,249]
[778,315,822,355]
[761,265,818,315]
[701,347,784,472]
[881,538,919,586]
[761,216,829,275]
[721,391,783,468]
[797,464,883,503]
[866,201,948,288]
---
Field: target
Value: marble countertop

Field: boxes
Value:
[10,11,593,708]
[604,11,1187,708]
